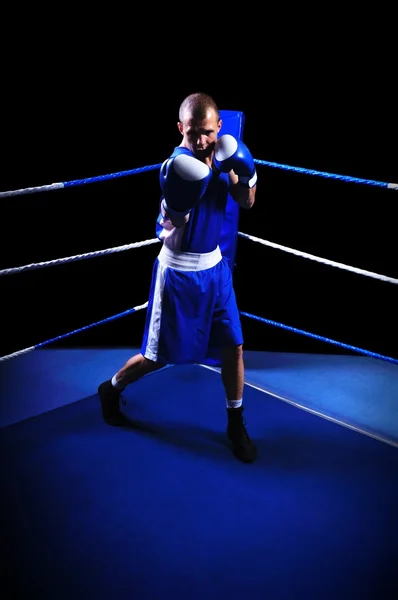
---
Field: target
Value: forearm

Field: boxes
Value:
[228,171,256,209]
[214,135,257,209]
[160,152,210,227]
[160,197,190,228]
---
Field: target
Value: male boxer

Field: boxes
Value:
[98,92,258,463]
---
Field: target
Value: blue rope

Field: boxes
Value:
[3,304,396,366]
[240,311,398,365]
[1,159,396,199]
[63,163,162,188]
[35,305,145,349]
[64,160,394,190]
[253,159,392,189]
[31,305,398,366]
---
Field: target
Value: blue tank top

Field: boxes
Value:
[156,146,230,254]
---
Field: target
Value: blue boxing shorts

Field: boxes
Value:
[141,244,243,364]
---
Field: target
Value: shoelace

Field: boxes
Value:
[240,422,251,442]
[229,416,251,442]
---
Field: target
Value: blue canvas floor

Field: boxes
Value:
[1,348,397,599]
[1,348,397,446]
[209,350,398,447]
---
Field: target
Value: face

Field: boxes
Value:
[178,108,222,159]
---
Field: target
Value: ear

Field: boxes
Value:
[217,118,223,133]
[177,121,183,135]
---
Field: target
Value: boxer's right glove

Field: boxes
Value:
[214,134,257,188]
[159,153,212,218]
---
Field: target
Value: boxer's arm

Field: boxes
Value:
[214,134,257,209]
[228,171,256,209]
[160,197,190,228]
[158,200,174,232]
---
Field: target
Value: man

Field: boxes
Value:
[98,92,258,463]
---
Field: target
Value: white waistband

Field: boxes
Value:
[158,245,222,271]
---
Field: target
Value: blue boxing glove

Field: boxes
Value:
[214,134,257,188]
[159,153,212,218]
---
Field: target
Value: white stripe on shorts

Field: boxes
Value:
[144,261,168,362]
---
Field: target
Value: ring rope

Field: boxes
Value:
[0,164,162,199]
[240,312,398,365]
[254,159,398,190]
[0,238,161,276]
[0,302,149,362]
[237,232,398,285]
[1,232,396,286]
[1,302,397,365]
[2,161,396,366]
[1,159,397,199]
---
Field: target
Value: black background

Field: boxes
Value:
[1,28,396,363]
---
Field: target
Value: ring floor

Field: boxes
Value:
[1,348,397,599]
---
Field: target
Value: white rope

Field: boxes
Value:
[0,182,65,198]
[1,231,396,285]
[0,237,161,276]
[237,232,398,285]
[0,346,35,362]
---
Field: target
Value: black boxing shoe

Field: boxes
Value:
[98,380,127,426]
[226,406,258,464]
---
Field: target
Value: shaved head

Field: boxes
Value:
[179,93,220,124]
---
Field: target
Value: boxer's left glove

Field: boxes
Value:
[214,134,257,188]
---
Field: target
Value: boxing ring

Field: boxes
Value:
[1,111,398,598]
